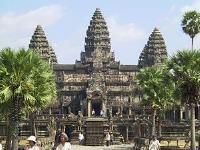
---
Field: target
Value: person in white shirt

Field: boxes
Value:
[78,131,84,145]
[26,135,40,150]
[0,140,2,150]
[56,132,71,150]
[92,109,95,116]
[149,135,160,150]
[105,132,111,146]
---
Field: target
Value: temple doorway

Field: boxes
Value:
[92,102,101,116]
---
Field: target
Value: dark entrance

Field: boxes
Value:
[92,102,101,116]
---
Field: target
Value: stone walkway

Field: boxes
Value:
[71,144,135,150]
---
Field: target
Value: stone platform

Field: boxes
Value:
[71,144,134,150]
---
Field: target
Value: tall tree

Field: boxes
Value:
[0,48,56,150]
[181,10,200,50]
[136,66,175,137]
[167,50,200,150]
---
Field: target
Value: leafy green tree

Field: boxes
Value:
[167,50,200,150]
[136,66,175,136]
[0,48,56,150]
[181,10,200,50]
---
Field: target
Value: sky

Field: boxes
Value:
[0,0,200,65]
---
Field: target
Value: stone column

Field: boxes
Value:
[80,100,83,114]
[198,104,200,120]
[185,105,190,121]
[126,126,129,142]
[49,107,52,115]
[128,97,132,116]
[87,99,91,117]
[180,107,183,121]
[120,105,123,117]
[102,101,106,117]
[128,105,132,116]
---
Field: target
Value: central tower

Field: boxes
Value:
[80,8,115,73]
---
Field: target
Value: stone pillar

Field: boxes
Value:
[173,108,176,122]
[185,105,190,121]
[80,100,83,114]
[87,99,91,117]
[102,101,106,117]
[198,104,200,120]
[128,105,132,116]
[180,107,183,121]
[128,97,131,116]
[49,107,52,115]
[61,125,65,132]
[126,126,129,142]
[120,105,123,117]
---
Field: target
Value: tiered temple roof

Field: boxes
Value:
[81,8,114,64]
[29,25,57,64]
[138,27,167,68]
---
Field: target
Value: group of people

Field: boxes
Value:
[24,132,71,150]
[92,109,105,117]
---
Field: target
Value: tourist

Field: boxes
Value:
[105,132,111,146]
[51,129,62,150]
[78,131,84,145]
[149,135,160,150]
[100,110,104,117]
[56,132,71,150]
[0,139,2,150]
[26,135,40,150]
[92,109,95,116]
[110,132,114,145]
[119,134,124,143]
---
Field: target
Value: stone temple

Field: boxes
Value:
[2,8,197,146]
[27,8,168,145]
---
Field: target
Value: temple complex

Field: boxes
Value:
[1,8,199,147]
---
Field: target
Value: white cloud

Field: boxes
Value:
[106,16,144,42]
[181,0,200,12]
[0,5,64,49]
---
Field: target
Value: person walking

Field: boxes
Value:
[105,132,111,146]
[78,131,84,145]
[149,135,160,150]
[56,132,71,150]
[26,135,40,150]
[0,140,2,150]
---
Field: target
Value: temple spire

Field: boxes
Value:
[81,8,114,64]
[29,25,57,64]
[138,27,167,68]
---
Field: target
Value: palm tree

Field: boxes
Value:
[181,10,200,50]
[136,66,175,137]
[0,48,56,150]
[167,50,200,150]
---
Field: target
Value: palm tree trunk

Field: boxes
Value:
[5,116,12,150]
[152,109,156,136]
[30,113,37,136]
[158,116,161,138]
[192,37,194,51]
[191,104,196,150]
[11,95,20,150]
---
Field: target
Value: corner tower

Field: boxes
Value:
[29,25,57,64]
[138,27,167,68]
[81,8,115,67]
